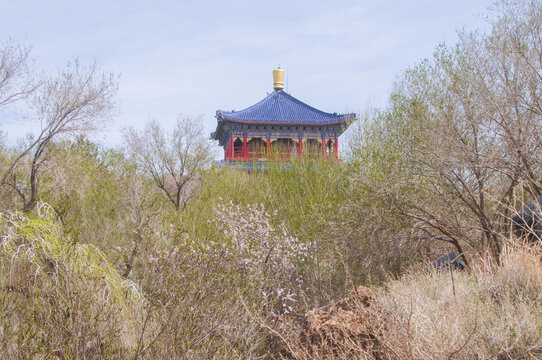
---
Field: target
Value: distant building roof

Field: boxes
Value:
[216,90,355,126]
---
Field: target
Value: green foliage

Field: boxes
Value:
[40,137,168,271]
[184,160,347,241]
[43,138,123,238]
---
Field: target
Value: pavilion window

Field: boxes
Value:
[247,138,266,159]
[326,139,334,156]
[233,138,243,159]
[304,139,320,157]
[271,138,295,160]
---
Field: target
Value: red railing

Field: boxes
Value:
[226,144,339,162]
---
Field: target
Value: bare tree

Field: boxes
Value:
[1,61,117,211]
[124,115,213,211]
[0,41,37,107]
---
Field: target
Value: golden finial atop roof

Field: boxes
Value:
[273,67,284,91]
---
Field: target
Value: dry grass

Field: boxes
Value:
[268,242,542,360]
[373,243,542,359]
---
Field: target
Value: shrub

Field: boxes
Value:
[0,203,142,358]
[375,243,542,359]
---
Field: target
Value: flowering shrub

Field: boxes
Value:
[210,200,312,316]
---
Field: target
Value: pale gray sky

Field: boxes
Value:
[1,0,491,148]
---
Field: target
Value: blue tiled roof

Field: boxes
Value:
[216,90,355,125]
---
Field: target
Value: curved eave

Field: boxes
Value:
[212,115,356,146]
[217,114,356,126]
[218,116,354,127]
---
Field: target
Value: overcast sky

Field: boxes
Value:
[1,0,491,148]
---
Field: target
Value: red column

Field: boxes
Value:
[243,134,247,159]
[321,136,326,158]
[298,137,303,157]
[334,137,339,160]
[266,135,271,158]
[229,136,234,159]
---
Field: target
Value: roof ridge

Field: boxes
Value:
[216,91,279,117]
[279,91,348,117]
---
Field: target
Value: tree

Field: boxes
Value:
[347,0,542,266]
[1,61,117,211]
[0,41,37,107]
[124,115,213,211]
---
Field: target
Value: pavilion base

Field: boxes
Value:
[214,160,290,170]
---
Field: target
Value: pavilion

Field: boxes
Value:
[211,69,355,164]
